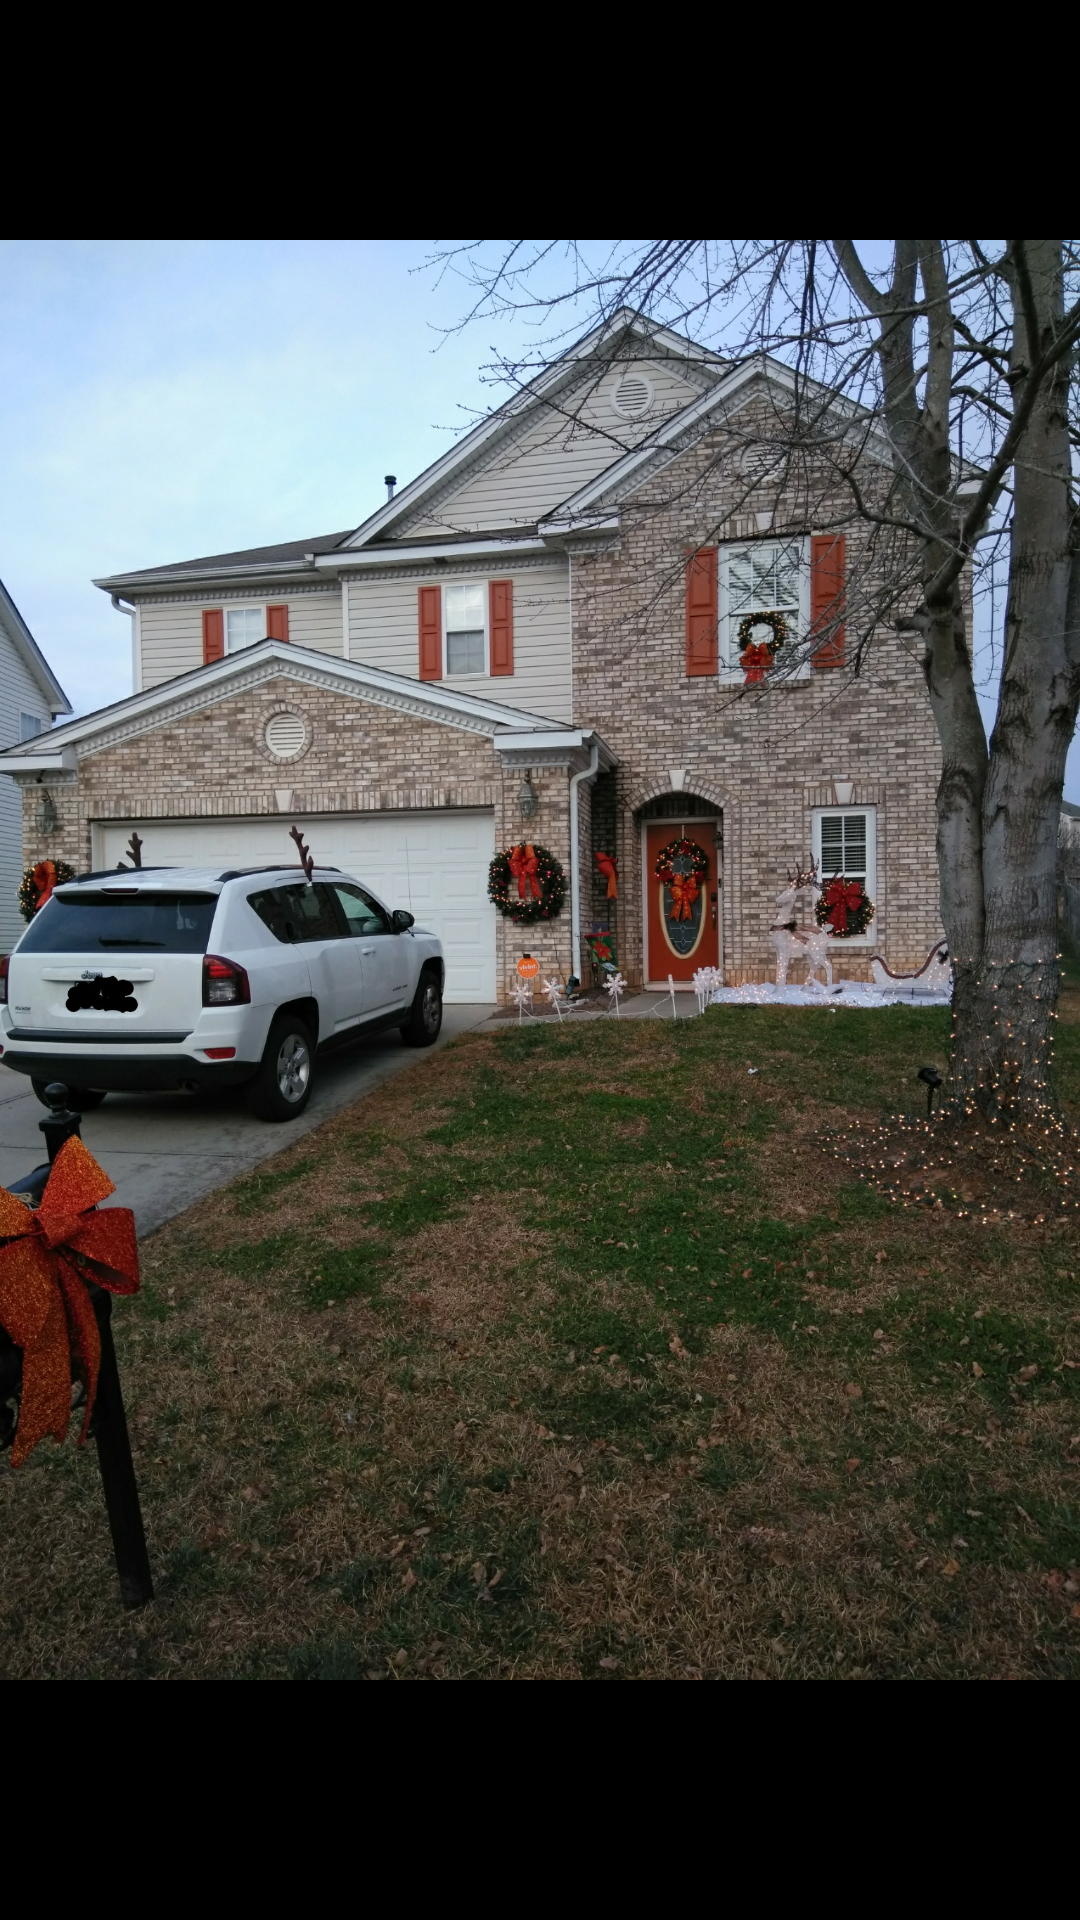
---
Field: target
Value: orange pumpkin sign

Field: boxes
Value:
[517,955,540,979]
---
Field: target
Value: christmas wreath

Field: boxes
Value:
[815,875,875,938]
[737,610,789,683]
[19,859,75,921]
[488,842,567,924]
[654,837,709,924]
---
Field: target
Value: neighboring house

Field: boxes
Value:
[0,578,71,953]
[0,311,945,1000]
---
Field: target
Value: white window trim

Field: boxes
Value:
[717,536,810,682]
[225,605,268,654]
[810,805,878,948]
[442,579,489,679]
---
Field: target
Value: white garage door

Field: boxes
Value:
[95,812,497,1003]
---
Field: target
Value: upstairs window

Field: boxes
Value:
[226,607,267,652]
[19,713,45,740]
[444,583,486,675]
[721,540,805,674]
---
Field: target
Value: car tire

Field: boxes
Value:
[400,969,443,1048]
[246,1015,314,1121]
[31,1079,108,1111]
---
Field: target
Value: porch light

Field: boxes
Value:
[35,790,58,835]
[517,774,538,821]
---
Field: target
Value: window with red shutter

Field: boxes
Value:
[489,579,514,676]
[266,604,290,642]
[418,585,442,680]
[202,609,224,665]
[685,548,718,676]
[810,535,846,669]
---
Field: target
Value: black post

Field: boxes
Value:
[39,1082,154,1609]
[87,1283,154,1609]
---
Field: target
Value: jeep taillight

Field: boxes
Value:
[0,955,8,1004]
[202,954,250,1007]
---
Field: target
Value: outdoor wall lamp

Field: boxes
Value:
[35,789,59,835]
[517,774,538,821]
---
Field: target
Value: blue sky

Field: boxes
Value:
[1,238,1076,800]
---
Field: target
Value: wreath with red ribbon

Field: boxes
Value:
[815,874,875,937]
[18,859,75,922]
[488,842,567,924]
[737,610,789,684]
[654,837,709,924]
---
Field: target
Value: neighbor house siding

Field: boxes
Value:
[346,558,572,721]
[0,631,54,951]
[399,359,705,538]
[138,588,343,687]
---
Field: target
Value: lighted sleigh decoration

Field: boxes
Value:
[870,940,952,997]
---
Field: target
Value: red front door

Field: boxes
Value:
[646,822,720,981]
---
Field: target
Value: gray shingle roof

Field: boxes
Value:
[100,529,356,584]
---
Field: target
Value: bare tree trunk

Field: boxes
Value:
[950,241,1080,1121]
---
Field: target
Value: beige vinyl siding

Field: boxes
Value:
[347,560,571,722]
[400,360,703,538]
[0,625,56,951]
[138,589,343,687]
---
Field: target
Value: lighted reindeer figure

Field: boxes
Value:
[770,862,835,988]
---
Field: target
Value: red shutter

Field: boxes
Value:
[489,579,514,676]
[418,585,442,680]
[202,608,224,664]
[685,547,718,676]
[810,534,846,669]
[266,603,289,642]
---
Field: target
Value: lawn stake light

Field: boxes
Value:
[0,1084,153,1610]
[917,1064,943,1117]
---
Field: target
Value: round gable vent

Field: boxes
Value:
[611,371,654,419]
[264,710,307,760]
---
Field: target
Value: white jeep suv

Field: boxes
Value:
[0,865,445,1121]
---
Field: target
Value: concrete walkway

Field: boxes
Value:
[0,1004,495,1238]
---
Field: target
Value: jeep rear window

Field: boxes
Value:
[17,893,218,954]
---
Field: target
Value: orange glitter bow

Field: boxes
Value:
[595,851,618,900]
[32,859,59,911]
[667,873,700,922]
[508,842,542,901]
[0,1135,139,1466]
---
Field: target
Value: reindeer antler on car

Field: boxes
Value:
[289,825,315,884]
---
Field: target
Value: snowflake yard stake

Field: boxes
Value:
[542,977,565,1021]
[604,971,627,1017]
[510,978,534,1023]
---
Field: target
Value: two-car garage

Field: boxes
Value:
[94,811,497,1002]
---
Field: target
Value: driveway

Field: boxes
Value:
[0,1004,495,1237]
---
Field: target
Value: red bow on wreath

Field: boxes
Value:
[508,843,542,902]
[740,642,774,685]
[0,1135,140,1466]
[32,859,59,912]
[823,878,864,933]
[667,874,700,922]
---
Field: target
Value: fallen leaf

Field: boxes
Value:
[873,1328,886,1341]
[1017,1364,1038,1381]
[452,1421,468,1439]
[942,1558,962,1577]
[845,1457,861,1473]
[401,1567,417,1592]
[598,1655,620,1670]
[669,1335,689,1359]
[843,1383,863,1400]
[391,1648,408,1668]
[972,1361,985,1377]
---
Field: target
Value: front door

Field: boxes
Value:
[645,821,721,981]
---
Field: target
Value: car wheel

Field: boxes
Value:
[31,1079,108,1111]
[246,1016,314,1121]
[400,969,443,1048]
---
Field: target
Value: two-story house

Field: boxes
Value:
[0,577,71,953]
[0,310,943,1000]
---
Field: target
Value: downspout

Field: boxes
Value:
[111,594,139,693]
[569,737,599,982]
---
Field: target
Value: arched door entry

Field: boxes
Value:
[644,816,721,982]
